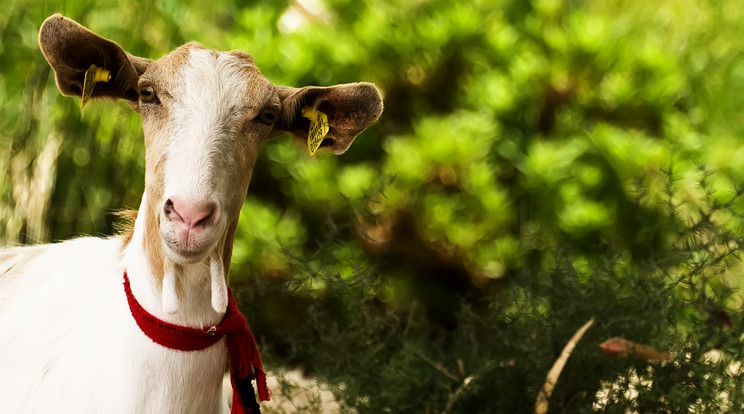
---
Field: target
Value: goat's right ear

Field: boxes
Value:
[39,14,150,103]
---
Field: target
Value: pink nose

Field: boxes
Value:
[164,198,217,229]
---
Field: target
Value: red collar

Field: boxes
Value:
[123,271,270,413]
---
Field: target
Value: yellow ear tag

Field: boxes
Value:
[301,107,329,157]
[81,64,111,108]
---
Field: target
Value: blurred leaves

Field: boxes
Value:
[3,0,744,412]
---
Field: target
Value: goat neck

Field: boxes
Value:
[123,191,232,328]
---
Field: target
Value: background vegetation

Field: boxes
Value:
[2,0,744,412]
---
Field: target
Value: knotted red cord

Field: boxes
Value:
[123,272,270,413]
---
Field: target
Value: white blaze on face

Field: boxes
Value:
[156,48,274,265]
[134,43,279,314]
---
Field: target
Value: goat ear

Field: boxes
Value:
[38,14,150,103]
[276,82,383,154]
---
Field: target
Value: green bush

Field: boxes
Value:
[3,0,744,411]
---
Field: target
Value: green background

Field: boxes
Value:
[3,0,744,412]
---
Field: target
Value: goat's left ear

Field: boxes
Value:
[38,14,150,103]
[276,82,383,154]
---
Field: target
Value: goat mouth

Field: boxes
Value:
[162,238,213,264]
[159,216,225,264]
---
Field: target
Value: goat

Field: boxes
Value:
[0,14,382,414]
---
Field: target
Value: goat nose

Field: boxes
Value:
[164,198,218,229]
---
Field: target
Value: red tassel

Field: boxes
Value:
[256,369,270,401]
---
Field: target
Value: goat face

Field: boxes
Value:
[38,14,382,302]
[138,45,278,264]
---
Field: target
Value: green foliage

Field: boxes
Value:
[3,0,744,411]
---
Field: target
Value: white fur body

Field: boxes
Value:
[0,210,229,414]
[0,45,264,414]
[0,45,252,414]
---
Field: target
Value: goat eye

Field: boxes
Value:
[139,86,157,103]
[259,109,278,124]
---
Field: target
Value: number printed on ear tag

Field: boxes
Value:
[81,64,111,108]
[301,107,329,156]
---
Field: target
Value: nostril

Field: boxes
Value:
[164,199,174,215]
[194,207,215,227]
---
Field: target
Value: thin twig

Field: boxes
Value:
[413,349,459,382]
[535,317,595,414]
